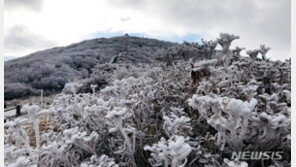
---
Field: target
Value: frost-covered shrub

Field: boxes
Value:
[6,156,31,167]
[39,123,103,166]
[144,135,192,167]
[106,107,137,166]
[223,158,248,167]
[5,118,31,152]
[154,40,217,65]
[188,95,258,151]
[246,49,260,60]
[90,84,97,94]
[216,33,239,54]
[162,113,192,137]
[43,62,196,166]
[32,76,66,90]
[231,46,245,61]
[186,42,290,166]
[258,45,271,60]
[246,45,271,61]
[232,46,245,56]
[80,155,119,167]
[62,82,83,95]
[4,33,290,167]
[89,63,149,91]
[4,82,38,100]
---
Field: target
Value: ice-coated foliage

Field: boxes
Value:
[154,40,217,65]
[162,113,192,137]
[4,33,290,167]
[188,95,258,150]
[216,33,239,54]
[258,45,271,60]
[246,49,260,60]
[6,156,31,167]
[144,135,192,167]
[80,155,119,167]
[223,158,248,167]
[62,82,83,95]
[246,45,271,61]
[5,118,31,152]
[90,84,97,94]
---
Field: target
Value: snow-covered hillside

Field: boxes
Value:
[4,36,175,100]
[4,33,291,167]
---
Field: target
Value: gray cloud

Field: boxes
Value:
[5,25,56,54]
[107,0,291,60]
[5,0,43,11]
[120,17,130,22]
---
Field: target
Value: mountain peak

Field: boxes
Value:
[4,36,175,100]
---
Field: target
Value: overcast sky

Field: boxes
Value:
[4,0,291,60]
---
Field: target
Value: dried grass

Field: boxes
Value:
[23,115,61,148]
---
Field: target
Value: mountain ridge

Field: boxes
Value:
[4,35,176,100]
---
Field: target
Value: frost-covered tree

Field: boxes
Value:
[90,84,97,94]
[216,33,239,54]
[246,49,260,60]
[232,46,246,61]
[258,45,271,60]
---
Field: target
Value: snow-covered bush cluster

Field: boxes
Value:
[154,39,217,65]
[4,33,290,167]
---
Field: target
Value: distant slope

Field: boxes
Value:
[4,36,175,100]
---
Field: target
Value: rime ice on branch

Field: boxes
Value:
[246,49,260,60]
[247,45,271,61]
[81,155,119,167]
[258,44,271,60]
[4,32,290,167]
[144,135,192,167]
[216,33,239,53]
